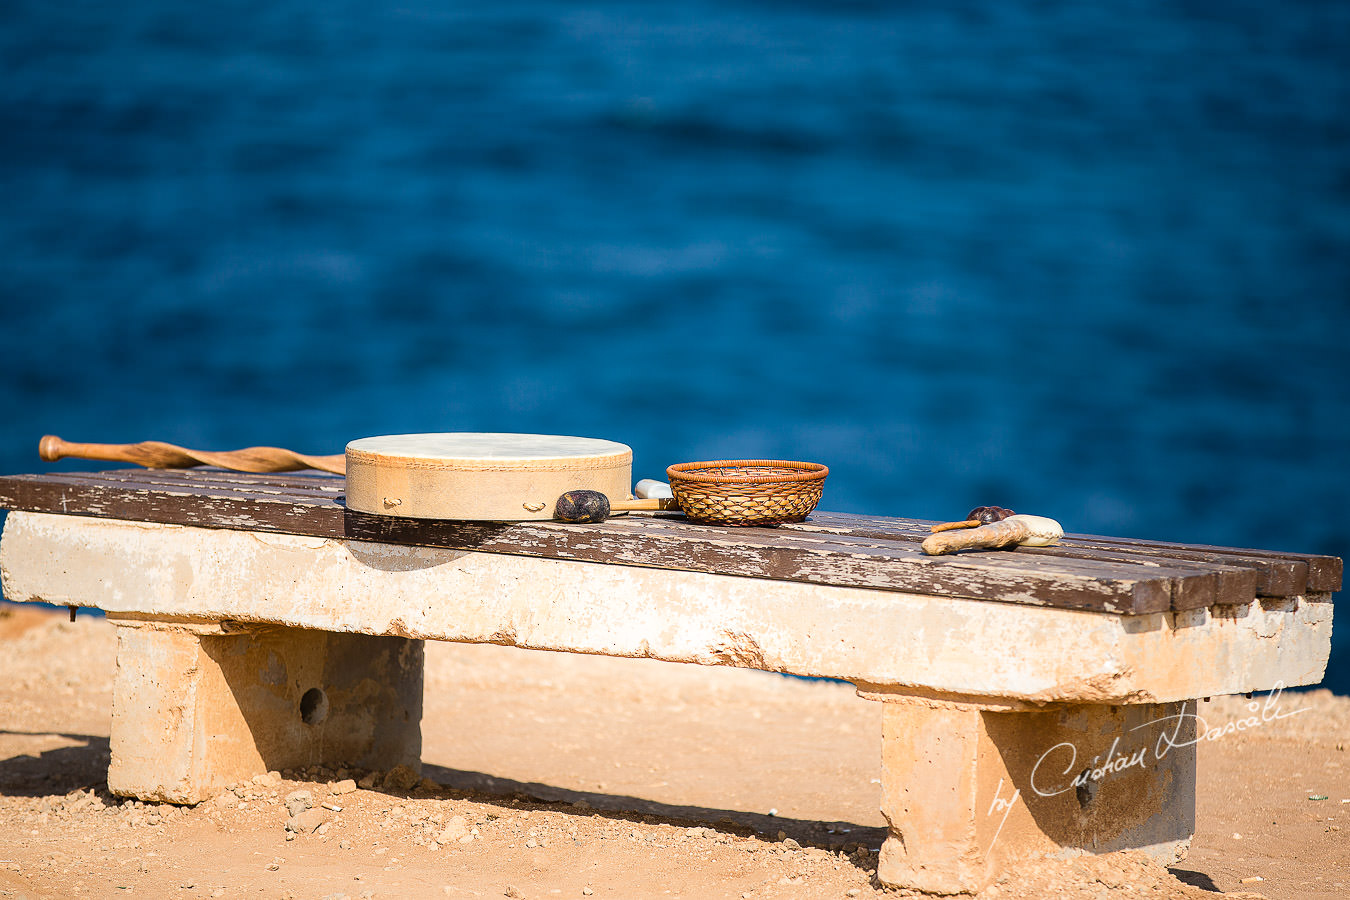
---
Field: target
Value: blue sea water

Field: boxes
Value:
[2,1,1347,690]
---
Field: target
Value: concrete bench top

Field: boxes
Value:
[0,468,1338,703]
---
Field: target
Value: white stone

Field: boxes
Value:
[0,512,1330,703]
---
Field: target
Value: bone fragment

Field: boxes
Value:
[921,514,1063,556]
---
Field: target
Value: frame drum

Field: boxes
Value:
[345,433,633,521]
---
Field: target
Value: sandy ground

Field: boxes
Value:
[0,604,1346,899]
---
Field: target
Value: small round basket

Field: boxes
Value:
[666,460,828,526]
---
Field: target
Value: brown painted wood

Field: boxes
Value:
[10,469,1194,608]
[0,471,1172,613]
[1066,532,1341,594]
[0,471,346,536]
[0,470,1338,615]
[598,514,1231,611]
[88,476,1288,605]
[350,507,1203,614]
[64,472,1333,599]
[51,467,346,494]
[790,512,1335,600]
[772,516,1252,607]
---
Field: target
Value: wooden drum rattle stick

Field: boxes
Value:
[39,435,346,475]
[921,514,1064,556]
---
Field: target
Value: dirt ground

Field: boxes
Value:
[0,604,1345,899]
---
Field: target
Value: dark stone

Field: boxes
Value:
[967,506,1015,524]
[554,490,611,523]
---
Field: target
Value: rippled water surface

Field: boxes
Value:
[2,1,1347,689]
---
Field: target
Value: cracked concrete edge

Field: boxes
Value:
[0,511,1333,704]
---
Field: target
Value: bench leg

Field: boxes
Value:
[107,619,423,804]
[859,691,1196,894]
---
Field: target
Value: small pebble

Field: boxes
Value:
[330,779,358,796]
[285,791,314,818]
[382,765,420,792]
[286,808,329,834]
[436,816,469,845]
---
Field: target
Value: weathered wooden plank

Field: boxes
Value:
[84,473,1326,600]
[599,513,1227,611]
[1,470,344,508]
[792,512,1323,601]
[343,508,1176,614]
[0,473,347,537]
[0,471,1189,614]
[53,467,345,495]
[1055,537,1308,598]
[662,514,1247,607]
[84,475,1331,599]
[127,468,344,491]
[10,470,1210,611]
[1068,532,1341,594]
[779,513,1255,607]
[3,470,1338,615]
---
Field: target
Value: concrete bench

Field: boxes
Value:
[0,468,1337,894]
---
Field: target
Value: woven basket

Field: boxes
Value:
[666,460,828,526]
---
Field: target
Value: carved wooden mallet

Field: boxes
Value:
[921,506,1064,556]
[39,434,347,475]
